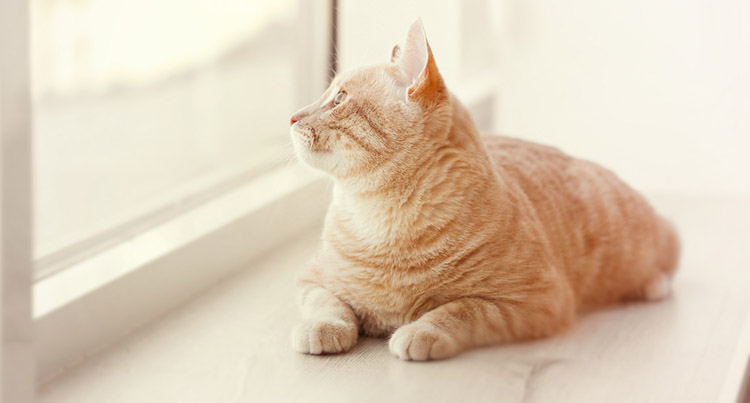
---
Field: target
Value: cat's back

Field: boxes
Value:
[481,135,583,203]
[480,134,679,308]
[481,135,572,176]
[481,134,638,219]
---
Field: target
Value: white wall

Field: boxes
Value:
[495,0,750,195]
[341,0,749,195]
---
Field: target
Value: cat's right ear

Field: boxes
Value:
[391,45,401,62]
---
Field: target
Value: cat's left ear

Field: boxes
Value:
[395,19,446,105]
[390,45,401,62]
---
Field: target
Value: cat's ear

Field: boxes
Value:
[390,45,401,62]
[397,19,446,105]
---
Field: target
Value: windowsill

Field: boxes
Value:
[39,194,750,403]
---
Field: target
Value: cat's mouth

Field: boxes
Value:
[291,126,331,153]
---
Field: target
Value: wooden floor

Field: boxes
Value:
[40,195,750,403]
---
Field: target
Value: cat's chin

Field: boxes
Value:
[291,137,334,173]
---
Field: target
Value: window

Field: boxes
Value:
[32,0,331,279]
[31,0,335,383]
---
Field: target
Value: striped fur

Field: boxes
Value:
[290,21,679,360]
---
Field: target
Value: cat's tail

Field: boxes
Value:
[644,217,681,301]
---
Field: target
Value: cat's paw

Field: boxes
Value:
[389,321,460,361]
[291,319,358,355]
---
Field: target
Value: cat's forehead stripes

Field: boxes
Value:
[332,65,404,99]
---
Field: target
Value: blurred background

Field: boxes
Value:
[31,0,749,276]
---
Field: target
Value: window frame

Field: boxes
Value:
[1,0,35,400]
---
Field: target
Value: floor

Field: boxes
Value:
[40,195,750,403]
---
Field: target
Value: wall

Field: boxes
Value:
[495,0,750,195]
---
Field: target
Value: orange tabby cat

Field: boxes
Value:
[289,20,679,360]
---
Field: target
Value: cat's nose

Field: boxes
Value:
[291,107,311,125]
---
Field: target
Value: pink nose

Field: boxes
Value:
[290,116,298,126]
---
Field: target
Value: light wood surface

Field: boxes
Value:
[40,195,750,403]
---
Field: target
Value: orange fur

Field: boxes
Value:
[290,20,679,360]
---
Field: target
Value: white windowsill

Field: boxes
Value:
[38,194,750,403]
[34,152,285,281]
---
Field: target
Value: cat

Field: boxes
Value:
[288,19,680,361]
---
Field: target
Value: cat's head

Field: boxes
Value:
[290,19,452,182]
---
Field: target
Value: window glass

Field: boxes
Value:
[32,0,299,265]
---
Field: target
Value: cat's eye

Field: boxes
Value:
[333,90,347,106]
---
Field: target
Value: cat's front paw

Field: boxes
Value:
[292,319,358,355]
[389,322,460,361]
